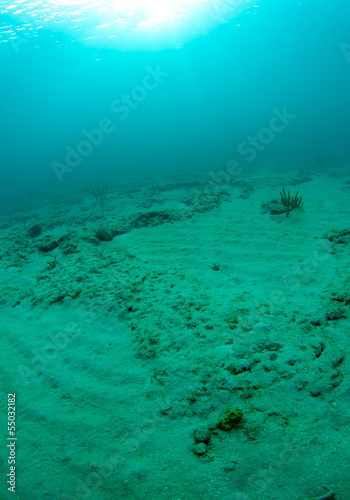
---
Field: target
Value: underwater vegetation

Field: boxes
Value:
[88,181,108,208]
[280,187,304,217]
[47,255,58,270]
[217,408,244,431]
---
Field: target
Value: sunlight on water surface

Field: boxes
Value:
[0,0,258,50]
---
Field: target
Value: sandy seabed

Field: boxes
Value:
[1,164,350,500]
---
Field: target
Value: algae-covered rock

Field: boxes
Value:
[217,408,244,431]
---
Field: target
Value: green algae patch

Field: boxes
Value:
[217,408,244,431]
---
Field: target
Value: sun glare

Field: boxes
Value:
[1,0,257,50]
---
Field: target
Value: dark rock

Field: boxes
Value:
[223,462,238,472]
[36,238,58,253]
[323,228,350,244]
[261,200,286,215]
[326,304,347,321]
[192,443,207,456]
[27,224,42,238]
[95,228,113,241]
[61,243,79,254]
[193,426,211,444]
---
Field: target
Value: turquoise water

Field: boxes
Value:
[1,0,349,200]
[1,2,350,499]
